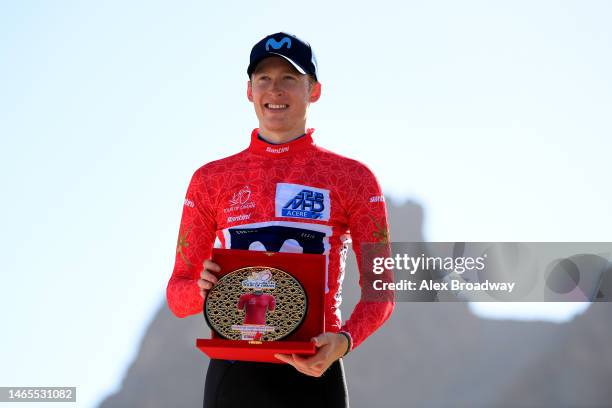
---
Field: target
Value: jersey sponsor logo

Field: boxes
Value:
[227,214,251,223]
[265,36,292,51]
[283,191,324,218]
[275,183,330,221]
[369,195,385,203]
[184,198,195,208]
[266,146,289,154]
[227,225,327,254]
[224,186,256,213]
[230,186,251,205]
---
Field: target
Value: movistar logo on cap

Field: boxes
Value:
[275,183,330,221]
[266,36,292,51]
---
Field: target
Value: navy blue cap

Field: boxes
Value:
[247,32,318,81]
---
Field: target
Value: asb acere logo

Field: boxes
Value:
[284,190,324,218]
[275,183,330,221]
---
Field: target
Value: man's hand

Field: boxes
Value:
[197,259,219,299]
[274,332,348,377]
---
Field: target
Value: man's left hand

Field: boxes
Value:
[274,332,348,377]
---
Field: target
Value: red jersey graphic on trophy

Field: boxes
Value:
[238,291,276,325]
[231,269,278,341]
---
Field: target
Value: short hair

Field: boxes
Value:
[306,74,317,88]
[249,72,318,90]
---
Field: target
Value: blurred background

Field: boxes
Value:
[1,1,610,407]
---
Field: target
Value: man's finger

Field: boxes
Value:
[293,354,327,375]
[291,361,319,377]
[197,279,213,289]
[276,353,325,377]
[203,259,221,273]
[200,269,219,283]
[274,353,295,365]
[293,353,324,368]
[298,366,322,377]
[311,333,330,348]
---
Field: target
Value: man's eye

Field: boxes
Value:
[284,76,296,80]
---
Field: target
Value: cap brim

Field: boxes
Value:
[268,53,306,74]
[248,52,307,77]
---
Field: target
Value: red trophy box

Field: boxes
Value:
[196,248,325,363]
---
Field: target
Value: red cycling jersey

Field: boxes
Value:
[237,292,276,325]
[167,128,393,350]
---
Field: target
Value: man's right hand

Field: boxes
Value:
[197,259,220,299]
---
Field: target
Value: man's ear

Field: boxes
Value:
[310,82,322,103]
[247,80,253,102]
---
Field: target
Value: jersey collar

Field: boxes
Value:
[248,128,316,157]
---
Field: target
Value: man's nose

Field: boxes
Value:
[270,79,284,94]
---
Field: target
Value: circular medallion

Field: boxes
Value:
[204,266,307,341]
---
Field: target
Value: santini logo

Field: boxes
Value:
[266,146,289,154]
[227,214,251,223]
[266,36,292,51]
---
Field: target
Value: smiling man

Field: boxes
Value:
[248,57,320,143]
[167,32,394,408]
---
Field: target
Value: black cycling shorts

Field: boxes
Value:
[203,359,349,408]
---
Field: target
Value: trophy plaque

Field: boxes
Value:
[204,266,307,342]
[197,248,326,363]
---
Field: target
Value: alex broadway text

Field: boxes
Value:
[372,279,516,293]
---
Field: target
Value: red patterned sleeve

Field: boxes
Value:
[340,163,394,350]
[166,168,217,318]
[237,294,247,310]
[269,295,276,311]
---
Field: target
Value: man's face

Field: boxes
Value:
[247,56,321,138]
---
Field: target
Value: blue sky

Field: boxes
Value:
[1,1,611,407]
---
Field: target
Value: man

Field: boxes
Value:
[167,32,393,407]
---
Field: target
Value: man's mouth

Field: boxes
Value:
[264,103,288,110]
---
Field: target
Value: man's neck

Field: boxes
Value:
[258,132,306,145]
[258,126,307,144]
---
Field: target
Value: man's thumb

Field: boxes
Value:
[311,333,329,347]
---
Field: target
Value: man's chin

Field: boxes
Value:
[260,123,291,134]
